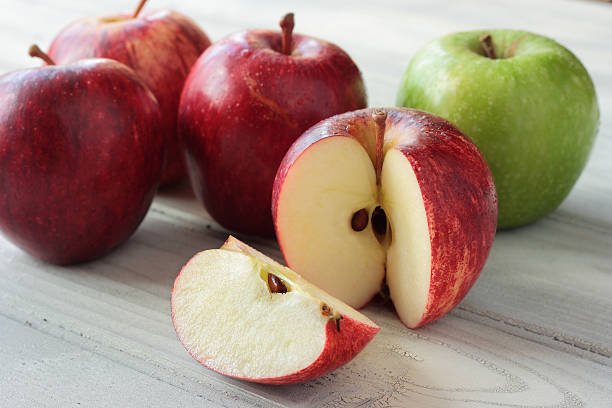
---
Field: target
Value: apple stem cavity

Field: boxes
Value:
[132,0,148,18]
[479,34,497,59]
[267,273,288,294]
[28,45,55,66]
[351,208,369,231]
[372,109,387,186]
[279,13,295,55]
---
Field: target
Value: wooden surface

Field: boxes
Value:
[1,0,611,407]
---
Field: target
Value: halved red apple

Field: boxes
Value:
[171,236,379,385]
[273,108,497,328]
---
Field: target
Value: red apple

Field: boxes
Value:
[178,13,367,236]
[273,108,497,328]
[0,46,164,265]
[171,236,379,385]
[48,0,211,186]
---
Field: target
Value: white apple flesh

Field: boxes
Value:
[171,237,379,385]
[273,108,498,328]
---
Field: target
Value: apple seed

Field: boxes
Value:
[351,208,368,231]
[267,273,288,294]
[371,206,387,238]
[320,302,333,316]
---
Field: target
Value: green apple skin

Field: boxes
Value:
[396,30,599,229]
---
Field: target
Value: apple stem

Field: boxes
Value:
[279,13,295,55]
[373,109,387,186]
[479,34,497,59]
[132,0,148,18]
[335,316,343,332]
[28,45,55,65]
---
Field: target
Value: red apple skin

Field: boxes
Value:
[48,10,211,186]
[171,265,379,385]
[252,317,379,385]
[273,108,498,328]
[178,29,367,236]
[0,59,164,265]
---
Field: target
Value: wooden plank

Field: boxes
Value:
[1,212,611,407]
[0,316,245,408]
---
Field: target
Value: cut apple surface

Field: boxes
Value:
[171,237,379,385]
[273,108,497,328]
[269,136,386,308]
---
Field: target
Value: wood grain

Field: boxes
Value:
[1,205,611,407]
[0,0,611,406]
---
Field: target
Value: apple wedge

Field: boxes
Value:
[273,108,497,328]
[171,236,379,385]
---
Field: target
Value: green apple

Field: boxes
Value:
[396,29,599,229]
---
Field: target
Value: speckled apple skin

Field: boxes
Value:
[171,261,379,385]
[0,59,164,265]
[172,310,379,386]
[396,30,599,229]
[48,10,211,186]
[273,108,498,328]
[178,30,367,236]
[242,316,378,385]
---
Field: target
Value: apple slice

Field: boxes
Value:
[171,236,379,385]
[273,108,497,328]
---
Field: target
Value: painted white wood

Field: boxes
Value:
[0,0,611,406]
[1,213,611,407]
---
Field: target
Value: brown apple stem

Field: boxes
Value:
[373,109,387,186]
[132,0,148,18]
[479,34,497,59]
[28,45,55,65]
[279,13,295,55]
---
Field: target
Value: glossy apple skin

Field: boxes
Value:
[48,10,211,186]
[179,29,367,236]
[273,108,497,328]
[0,59,164,265]
[396,30,599,229]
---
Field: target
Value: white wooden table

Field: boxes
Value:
[1,0,611,406]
